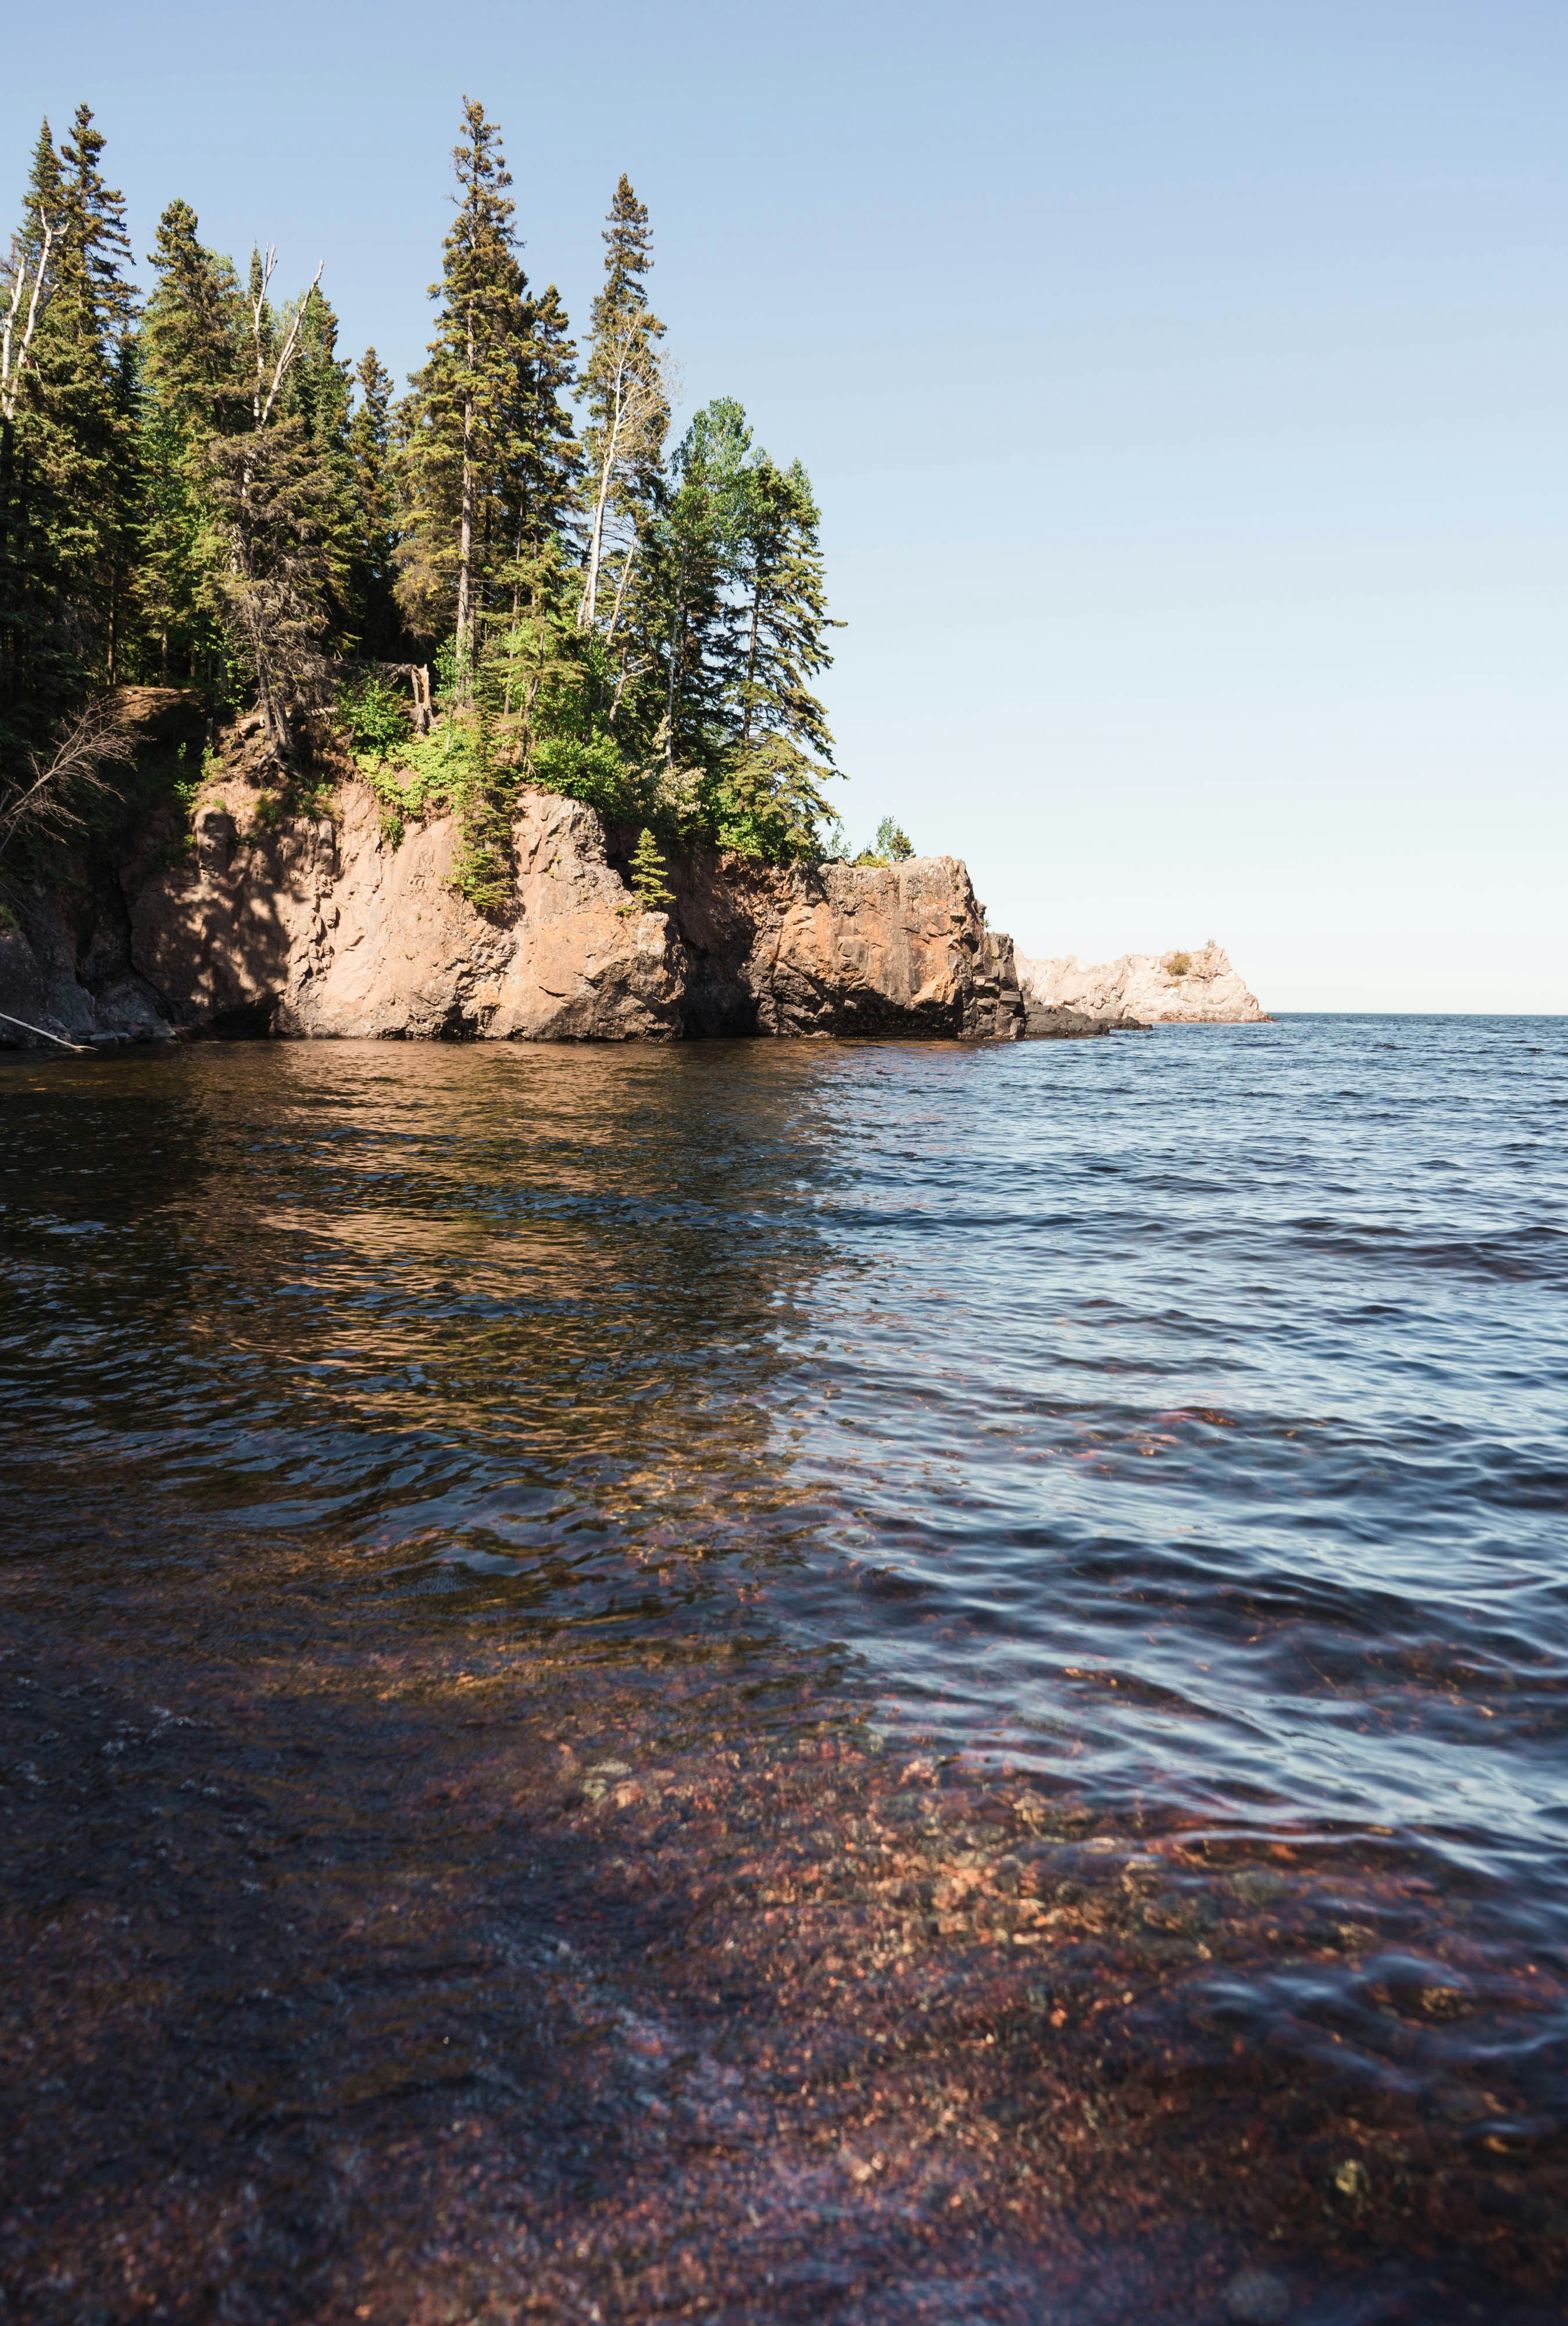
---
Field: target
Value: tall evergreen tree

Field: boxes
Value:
[1,125,64,760]
[496,282,580,598]
[732,455,837,764]
[206,244,337,751]
[49,105,140,685]
[137,198,242,685]
[652,397,752,770]
[577,174,667,649]
[279,280,358,647]
[396,98,532,675]
[1,108,140,759]
[706,448,842,861]
[346,348,403,658]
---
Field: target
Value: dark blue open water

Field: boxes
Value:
[2,1015,1565,2323]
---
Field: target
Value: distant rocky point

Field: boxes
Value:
[1015,944,1269,1026]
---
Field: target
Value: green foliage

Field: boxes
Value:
[621,825,673,914]
[339,668,410,757]
[346,348,402,656]
[395,101,579,676]
[253,766,334,827]
[874,816,913,862]
[577,173,667,659]
[531,730,634,819]
[172,768,199,820]
[1,107,141,769]
[1,98,858,876]
[136,198,242,690]
[356,722,473,816]
[731,454,838,768]
[355,725,458,852]
[706,733,841,864]
[449,682,516,911]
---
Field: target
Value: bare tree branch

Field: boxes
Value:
[0,698,136,861]
[259,259,326,427]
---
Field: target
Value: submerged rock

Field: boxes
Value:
[1020,1003,1137,1039]
[1223,2267,1290,2323]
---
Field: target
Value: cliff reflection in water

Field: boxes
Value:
[2,1025,1566,2326]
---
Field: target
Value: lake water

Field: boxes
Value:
[2,1018,1565,2324]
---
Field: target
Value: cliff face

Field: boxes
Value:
[1015,944,1268,1025]
[1,772,1025,1047]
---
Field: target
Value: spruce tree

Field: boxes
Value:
[652,397,752,770]
[346,348,402,658]
[450,644,516,910]
[1,124,65,759]
[625,825,673,911]
[52,105,141,686]
[397,99,532,680]
[703,454,842,861]
[496,282,580,604]
[278,280,357,648]
[137,198,242,686]
[577,175,668,652]
[0,108,141,761]
[206,245,337,751]
[733,456,837,762]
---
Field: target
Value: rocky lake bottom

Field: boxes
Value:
[2,1020,1565,2324]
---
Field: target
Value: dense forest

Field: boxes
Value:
[0,99,910,910]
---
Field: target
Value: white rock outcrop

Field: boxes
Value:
[1015,944,1267,1024]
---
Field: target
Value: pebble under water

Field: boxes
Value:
[1,1017,1565,2325]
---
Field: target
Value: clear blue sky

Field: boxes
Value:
[8,1,1564,1009]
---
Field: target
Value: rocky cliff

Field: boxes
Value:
[1015,944,1268,1025]
[1,758,1026,1048]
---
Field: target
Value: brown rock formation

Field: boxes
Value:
[2,773,1025,1047]
[130,784,689,1044]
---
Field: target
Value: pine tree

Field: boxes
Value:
[1,108,141,760]
[652,397,752,770]
[702,454,842,861]
[397,99,533,679]
[137,198,242,685]
[624,825,673,912]
[495,281,580,612]
[577,175,668,661]
[733,456,837,762]
[346,348,402,658]
[206,244,337,751]
[278,280,357,647]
